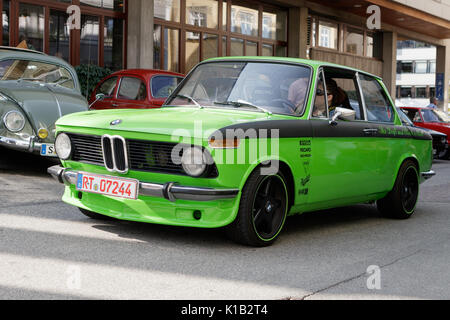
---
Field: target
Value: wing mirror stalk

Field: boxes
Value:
[88,93,105,110]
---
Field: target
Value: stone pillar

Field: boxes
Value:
[127,0,154,69]
[288,6,308,59]
[436,40,450,112]
[382,31,398,100]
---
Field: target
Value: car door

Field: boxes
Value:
[150,75,183,106]
[308,67,379,205]
[90,76,119,110]
[114,76,150,109]
[358,73,408,192]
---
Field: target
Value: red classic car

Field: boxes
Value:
[89,69,184,110]
[400,106,450,159]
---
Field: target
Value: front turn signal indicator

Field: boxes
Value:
[38,128,49,139]
[208,137,240,149]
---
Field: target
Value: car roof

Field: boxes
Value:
[400,106,433,109]
[111,69,184,80]
[0,46,75,71]
[202,56,382,80]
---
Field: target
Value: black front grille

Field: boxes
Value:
[70,134,103,166]
[127,139,185,174]
[67,133,218,177]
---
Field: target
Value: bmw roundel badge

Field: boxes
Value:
[110,119,122,126]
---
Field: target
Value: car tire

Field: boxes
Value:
[438,148,450,160]
[377,160,419,219]
[79,208,114,220]
[226,169,289,247]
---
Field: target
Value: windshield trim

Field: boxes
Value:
[164,59,314,117]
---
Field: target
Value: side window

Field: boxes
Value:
[359,74,395,123]
[312,71,328,118]
[324,67,364,120]
[151,76,183,98]
[118,77,147,100]
[98,76,118,97]
[405,109,422,122]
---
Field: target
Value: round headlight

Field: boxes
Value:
[3,110,25,132]
[55,133,72,160]
[181,147,207,177]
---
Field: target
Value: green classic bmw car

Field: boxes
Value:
[48,57,435,246]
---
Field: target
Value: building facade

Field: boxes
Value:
[2,0,450,110]
[396,40,437,107]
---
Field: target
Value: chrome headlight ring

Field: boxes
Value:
[3,110,26,132]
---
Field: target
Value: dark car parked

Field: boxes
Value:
[397,107,448,159]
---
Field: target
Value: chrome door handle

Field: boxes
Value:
[363,128,378,135]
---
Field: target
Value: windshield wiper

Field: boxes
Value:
[175,94,203,109]
[214,99,272,115]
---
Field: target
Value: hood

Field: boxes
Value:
[1,81,88,141]
[56,106,276,139]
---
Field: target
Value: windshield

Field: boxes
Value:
[397,108,414,126]
[421,109,443,122]
[165,61,311,115]
[0,59,75,89]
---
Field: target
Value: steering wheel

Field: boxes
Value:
[269,98,296,114]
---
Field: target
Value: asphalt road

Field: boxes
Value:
[0,146,449,300]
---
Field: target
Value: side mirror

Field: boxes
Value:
[329,107,356,125]
[88,93,105,110]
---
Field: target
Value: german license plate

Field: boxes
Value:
[40,144,57,157]
[76,172,139,200]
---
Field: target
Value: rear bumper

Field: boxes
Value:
[48,165,240,202]
[421,170,436,180]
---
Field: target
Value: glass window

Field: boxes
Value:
[312,71,327,118]
[186,0,218,29]
[262,43,273,56]
[325,70,364,120]
[399,62,413,74]
[231,4,258,37]
[185,31,199,72]
[104,17,123,70]
[97,76,118,97]
[430,87,436,98]
[222,1,227,31]
[80,0,124,12]
[345,28,364,56]
[359,74,395,123]
[230,37,243,56]
[366,33,374,57]
[421,109,442,122]
[415,61,427,74]
[151,75,183,98]
[416,87,427,98]
[154,0,180,22]
[429,61,436,74]
[164,28,179,72]
[2,0,9,46]
[404,109,422,122]
[203,33,218,60]
[0,59,74,89]
[222,36,227,56]
[80,15,99,65]
[318,21,338,49]
[154,24,162,69]
[400,86,412,98]
[118,77,147,100]
[49,10,70,62]
[262,9,287,41]
[276,45,287,57]
[167,61,311,115]
[18,4,44,52]
[246,41,257,56]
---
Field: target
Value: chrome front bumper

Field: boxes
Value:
[48,165,240,202]
[0,135,42,153]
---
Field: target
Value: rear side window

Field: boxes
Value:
[151,76,183,98]
[118,76,147,100]
[98,76,118,97]
[359,74,395,123]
